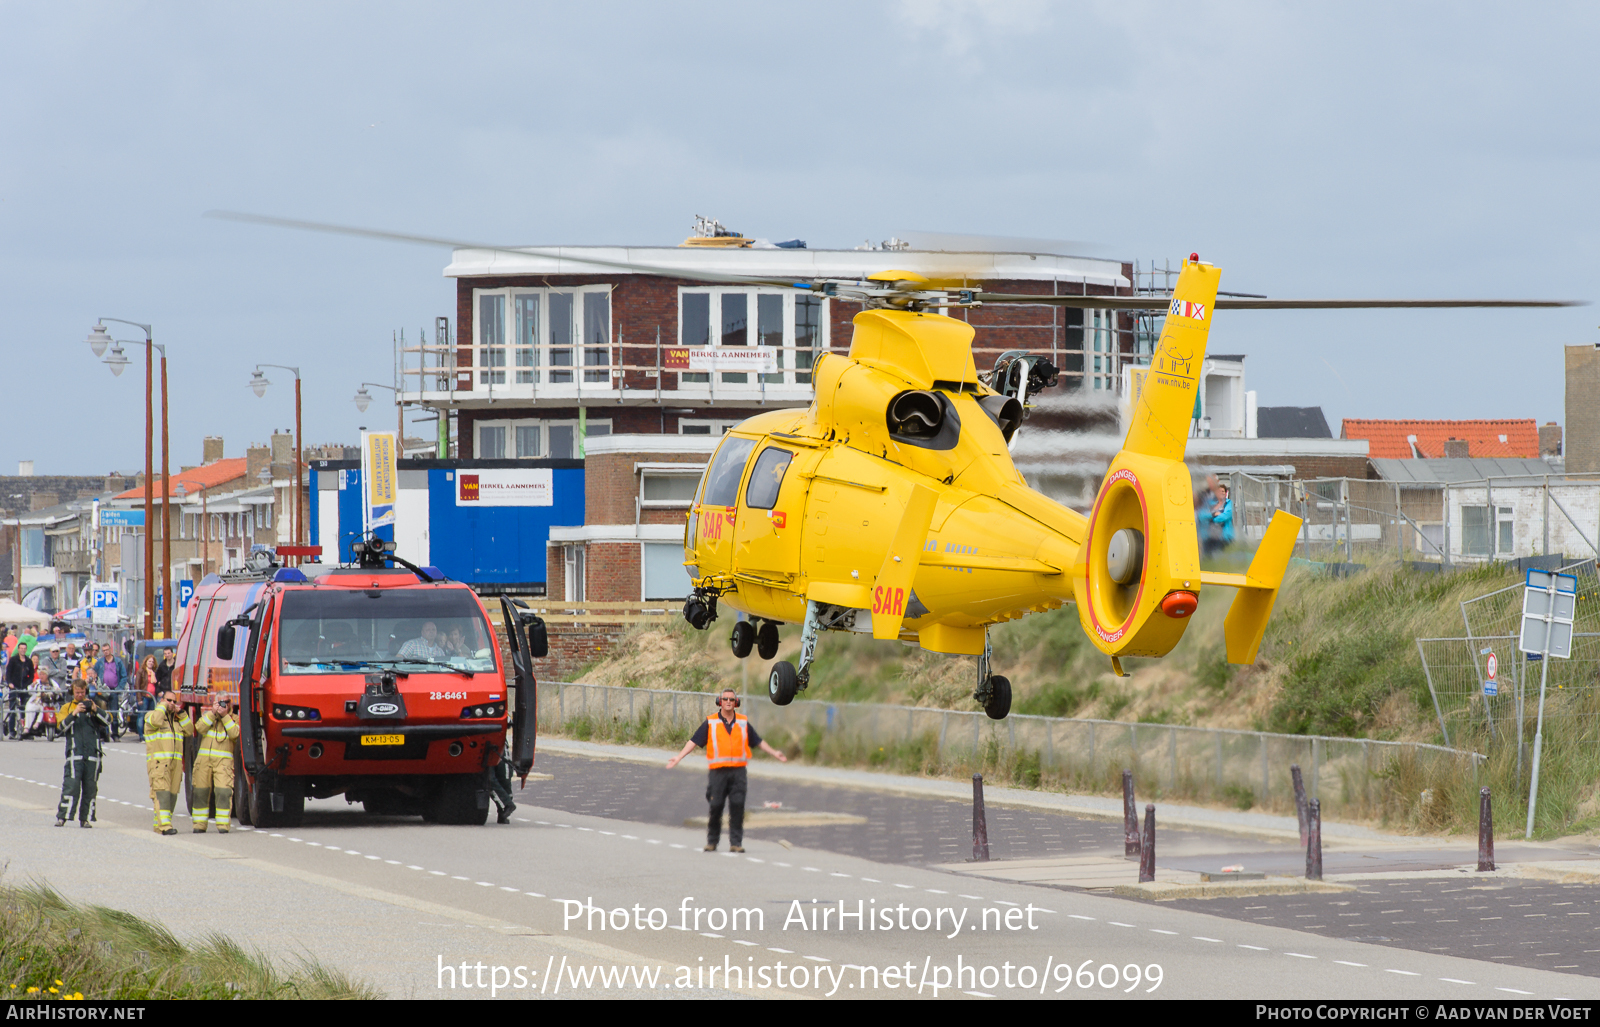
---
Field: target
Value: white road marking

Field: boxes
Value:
[1440,978,1475,985]
[1193,937,1221,943]
[1333,961,1367,967]
[963,990,996,998]
[1286,953,1316,959]
[1385,970,1420,976]
[1108,922,1135,928]
[732,940,758,946]
[1151,929,1177,935]
[1238,945,1267,951]
[804,956,829,962]
[1069,915,1095,921]
[1497,988,1534,996]
[767,948,793,954]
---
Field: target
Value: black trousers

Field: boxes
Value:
[56,756,98,823]
[706,766,748,847]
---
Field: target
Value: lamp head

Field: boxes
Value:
[86,324,110,358]
[104,342,130,377]
[250,370,270,398]
[354,386,372,413]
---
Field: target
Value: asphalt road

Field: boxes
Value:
[0,736,1595,1000]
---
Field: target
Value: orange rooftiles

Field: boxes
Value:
[1340,419,1540,460]
[111,457,249,501]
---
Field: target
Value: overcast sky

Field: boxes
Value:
[3,1,1595,476]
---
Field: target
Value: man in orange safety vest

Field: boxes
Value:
[666,688,787,853]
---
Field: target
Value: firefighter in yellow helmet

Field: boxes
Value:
[191,694,239,833]
[144,690,193,835]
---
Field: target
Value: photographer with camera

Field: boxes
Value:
[191,694,239,833]
[54,681,110,827]
[144,690,193,835]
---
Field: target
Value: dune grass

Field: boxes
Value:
[0,878,378,1000]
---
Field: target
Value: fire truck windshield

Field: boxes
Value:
[277,589,497,675]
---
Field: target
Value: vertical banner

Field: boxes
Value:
[362,430,398,531]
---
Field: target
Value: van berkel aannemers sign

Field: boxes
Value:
[455,468,553,507]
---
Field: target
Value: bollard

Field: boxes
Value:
[1138,804,1156,883]
[1477,787,1495,872]
[972,774,990,862]
[1122,769,1140,860]
[1305,798,1322,881]
[1290,763,1309,847]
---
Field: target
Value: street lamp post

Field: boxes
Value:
[250,365,303,563]
[87,320,168,640]
[353,383,405,444]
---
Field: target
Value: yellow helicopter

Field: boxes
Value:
[210,212,1582,719]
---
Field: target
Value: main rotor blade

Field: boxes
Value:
[202,210,807,289]
[972,292,1586,310]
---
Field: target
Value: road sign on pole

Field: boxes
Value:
[1483,650,1498,697]
[90,583,119,626]
[1523,569,1577,838]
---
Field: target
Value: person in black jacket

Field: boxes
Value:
[55,681,110,827]
[4,643,33,739]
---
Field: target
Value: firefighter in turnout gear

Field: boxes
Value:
[55,681,109,827]
[145,690,194,835]
[191,695,239,832]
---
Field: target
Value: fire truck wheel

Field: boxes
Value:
[432,775,490,826]
[235,764,253,827]
[249,778,305,828]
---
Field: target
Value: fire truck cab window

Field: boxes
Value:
[278,590,496,675]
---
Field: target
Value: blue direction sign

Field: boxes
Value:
[99,509,145,527]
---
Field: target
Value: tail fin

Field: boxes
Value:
[1121,258,1221,462]
[1199,509,1303,665]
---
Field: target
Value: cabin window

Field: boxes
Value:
[700,437,757,507]
[743,448,793,510]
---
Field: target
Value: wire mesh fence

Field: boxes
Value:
[1226,474,1600,567]
[532,680,1482,820]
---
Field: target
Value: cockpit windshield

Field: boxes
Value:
[277,589,497,675]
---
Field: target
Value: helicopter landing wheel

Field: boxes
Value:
[756,621,780,660]
[730,621,755,659]
[768,662,799,706]
[982,675,1012,720]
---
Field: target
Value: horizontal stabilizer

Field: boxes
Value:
[1217,510,1303,665]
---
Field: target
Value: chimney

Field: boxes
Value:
[104,475,120,493]
[1540,422,1563,458]
[202,436,224,464]
[1443,438,1469,459]
[246,443,271,487]
[17,461,33,477]
[29,491,58,511]
[270,430,293,480]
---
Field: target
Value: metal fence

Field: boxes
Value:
[1420,559,1600,759]
[534,680,1482,819]
[1227,473,1600,568]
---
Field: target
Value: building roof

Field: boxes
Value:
[111,458,248,501]
[1340,419,1540,460]
[1368,457,1558,484]
[1257,406,1332,439]
[444,245,1130,286]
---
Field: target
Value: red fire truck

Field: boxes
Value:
[171,537,543,828]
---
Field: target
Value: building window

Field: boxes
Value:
[478,418,612,460]
[563,545,585,602]
[641,467,704,507]
[473,286,611,388]
[478,425,507,460]
[583,292,611,384]
[478,294,506,385]
[678,418,743,435]
[514,293,539,384]
[21,527,45,567]
[678,288,827,388]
